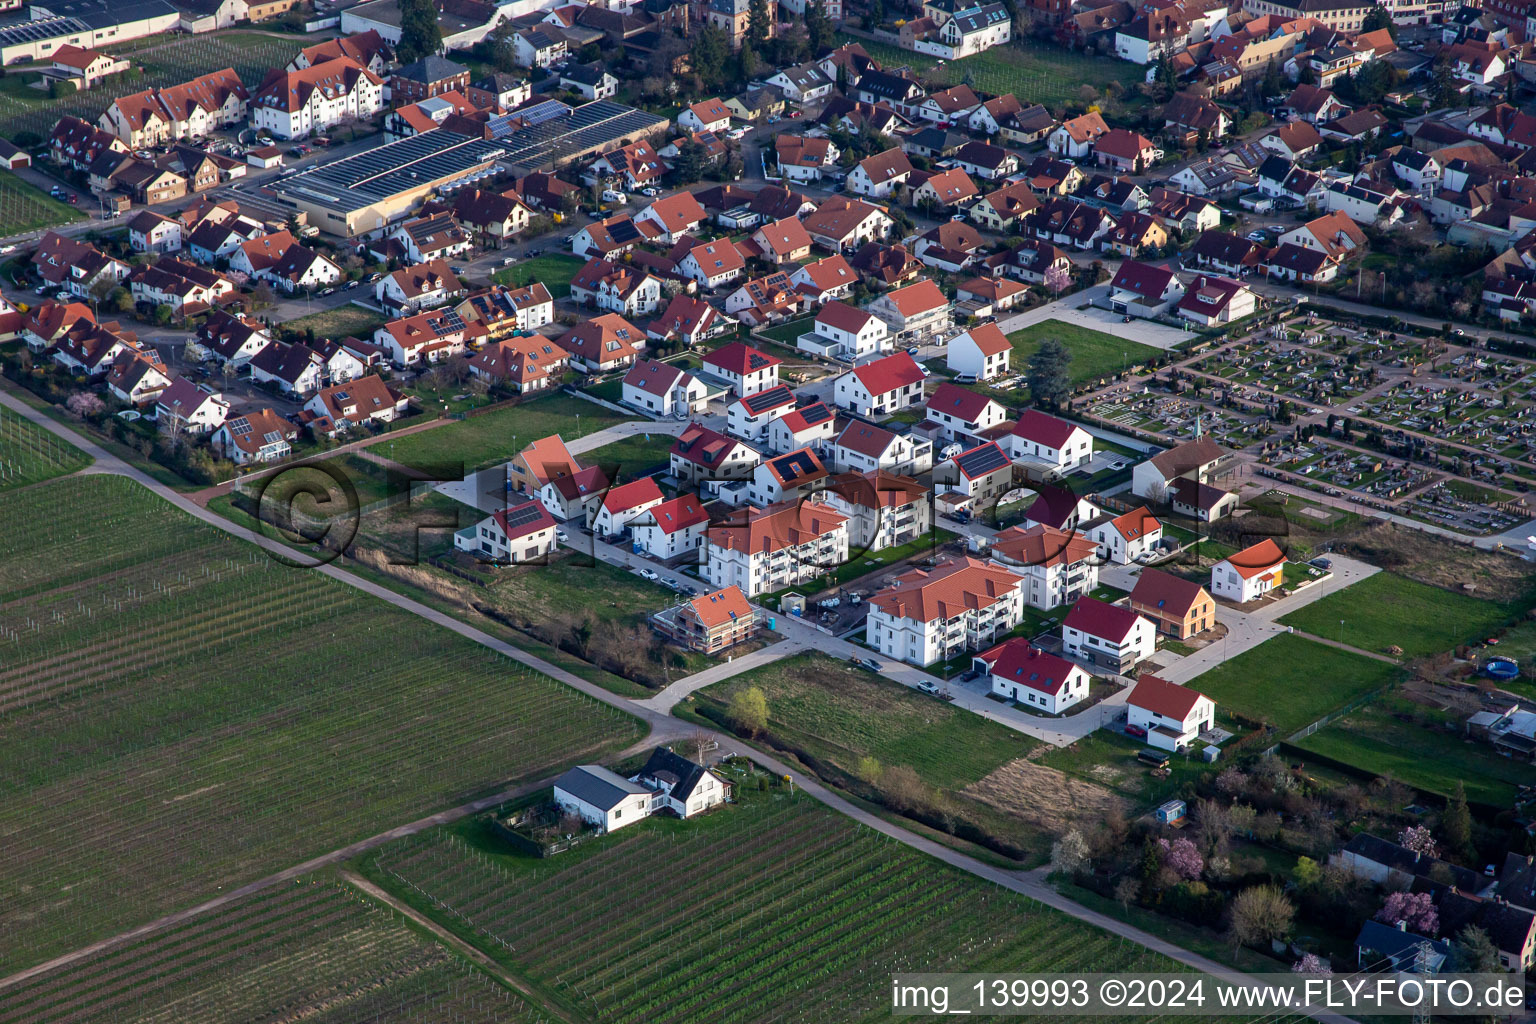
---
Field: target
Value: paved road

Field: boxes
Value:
[0,383,1364,1021]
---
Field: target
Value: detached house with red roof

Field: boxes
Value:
[727,383,797,441]
[631,493,712,561]
[766,402,836,455]
[847,147,916,199]
[1177,274,1257,326]
[975,637,1092,714]
[801,301,889,360]
[833,351,926,418]
[749,446,831,507]
[635,192,708,244]
[1211,538,1285,603]
[702,340,781,397]
[590,476,666,538]
[570,257,664,318]
[867,556,1027,666]
[1105,259,1186,317]
[1003,409,1095,474]
[1087,505,1162,564]
[671,421,761,485]
[302,375,407,437]
[946,322,1011,382]
[466,334,569,393]
[1049,111,1110,159]
[1093,128,1161,174]
[789,254,858,305]
[925,382,1006,443]
[1129,567,1215,640]
[559,313,646,373]
[374,308,483,368]
[831,421,933,477]
[1127,674,1215,751]
[454,497,559,564]
[866,278,951,345]
[674,237,746,289]
[648,294,724,348]
[679,97,732,134]
[622,358,709,417]
[1062,596,1155,674]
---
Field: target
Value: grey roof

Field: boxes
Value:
[637,746,722,804]
[554,765,650,810]
[1343,833,1485,893]
[393,54,468,85]
[1355,919,1449,972]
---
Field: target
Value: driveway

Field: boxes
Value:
[995,285,1194,350]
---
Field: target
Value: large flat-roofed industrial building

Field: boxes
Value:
[269,100,669,237]
[0,0,178,64]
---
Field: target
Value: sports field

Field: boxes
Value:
[0,473,642,975]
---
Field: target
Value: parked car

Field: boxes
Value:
[636,567,659,580]
[501,255,517,266]
[906,346,920,356]
[556,529,569,542]
[864,658,882,671]
[1309,556,1333,570]
[450,265,465,275]
[1124,724,1148,739]
[917,680,940,694]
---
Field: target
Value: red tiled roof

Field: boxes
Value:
[1223,538,1285,578]
[1127,673,1207,721]
[1011,409,1080,449]
[852,351,925,395]
[1129,567,1209,617]
[976,637,1082,696]
[927,381,995,422]
[1062,595,1143,642]
[601,476,664,513]
[704,340,781,375]
[643,493,709,534]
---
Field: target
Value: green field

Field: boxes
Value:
[0,876,542,1024]
[697,652,1035,789]
[0,473,642,974]
[1190,633,1400,735]
[281,302,388,341]
[580,430,677,481]
[1278,572,1515,658]
[0,173,84,236]
[383,392,634,473]
[0,403,89,489]
[491,252,587,299]
[362,789,1194,1024]
[1295,697,1536,806]
[1008,321,1163,388]
[836,35,1146,111]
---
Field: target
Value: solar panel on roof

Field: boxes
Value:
[957,444,1008,478]
[742,385,793,415]
[797,403,833,426]
[502,501,545,530]
[609,219,641,244]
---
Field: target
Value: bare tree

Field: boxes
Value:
[1114,877,1140,914]
[1229,885,1294,954]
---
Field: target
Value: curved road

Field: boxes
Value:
[0,385,1356,1023]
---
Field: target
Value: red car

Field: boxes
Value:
[1124,724,1148,739]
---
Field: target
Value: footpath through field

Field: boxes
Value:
[0,383,1358,1023]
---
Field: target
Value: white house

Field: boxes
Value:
[924,382,1007,444]
[988,524,1100,612]
[249,58,384,140]
[209,408,294,465]
[155,378,229,436]
[678,97,732,133]
[865,279,950,345]
[799,300,889,359]
[1126,674,1215,751]
[701,500,849,597]
[866,556,1027,667]
[831,352,926,418]
[765,402,836,455]
[748,446,830,507]
[830,421,933,477]
[1087,505,1162,565]
[727,384,797,441]
[1001,409,1094,474]
[622,359,709,417]
[630,492,710,561]
[589,477,665,538]
[453,497,559,563]
[1061,596,1155,675]
[552,765,653,833]
[702,341,781,397]
[846,147,914,199]
[1210,538,1285,603]
[974,636,1092,714]
[946,322,1011,381]
[632,746,731,818]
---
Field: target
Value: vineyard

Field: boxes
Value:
[0,32,301,142]
[365,792,1211,1024]
[0,405,89,491]
[0,174,83,235]
[0,876,555,1023]
[0,473,644,975]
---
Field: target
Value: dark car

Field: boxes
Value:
[1309,556,1333,570]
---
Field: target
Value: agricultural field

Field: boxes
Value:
[0,31,303,142]
[1294,696,1536,806]
[1189,633,1400,736]
[362,789,1195,1024]
[0,473,642,975]
[491,253,586,298]
[383,392,634,474]
[835,35,1145,111]
[1008,321,1163,389]
[1278,571,1516,658]
[0,876,544,1024]
[0,174,83,236]
[0,404,89,490]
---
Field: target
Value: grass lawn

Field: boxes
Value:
[491,252,586,298]
[1278,572,1516,658]
[1190,633,1400,735]
[1295,697,1536,805]
[1008,320,1163,389]
[281,303,388,342]
[1038,729,1213,805]
[580,431,676,481]
[0,173,84,236]
[757,316,814,345]
[383,392,634,473]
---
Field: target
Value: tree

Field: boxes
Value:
[66,392,103,418]
[1449,926,1502,974]
[1293,855,1322,889]
[806,0,834,53]
[670,138,708,185]
[1027,336,1073,409]
[689,25,729,85]
[1362,4,1396,37]
[1229,885,1294,954]
[1429,57,1458,110]
[1114,877,1140,913]
[1399,824,1438,858]
[109,286,133,314]
[569,617,593,658]
[1443,781,1473,860]
[747,0,770,47]
[1159,837,1203,881]
[1044,261,1071,297]
[397,0,443,63]
[726,685,769,736]
[737,42,761,83]
[1051,829,1089,875]
[1292,952,1332,976]
[855,755,882,783]
[1377,890,1438,936]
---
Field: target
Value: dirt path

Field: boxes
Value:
[341,870,577,1023]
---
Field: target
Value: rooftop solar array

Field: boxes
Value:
[490,99,570,133]
[427,309,465,336]
[493,100,671,175]
[771,450,820,480]
[957,443,1009,478]
[0,15,89,44]
[746,351,774,370]
[501,500,546,531]
[608,218,641,244]
[742,385,794,415]
[797,402,833,426]
[272,131,507,214]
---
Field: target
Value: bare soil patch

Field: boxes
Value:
[962,758,1129,835]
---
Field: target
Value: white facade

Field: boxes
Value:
[1062,614,1155,671]
[867,577,1026,667]
[946,327,1010,380]
[1087,510,1162,565]
[1128,691,1216,752]
[701,521,849,598]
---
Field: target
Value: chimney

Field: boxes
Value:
[1397,920,1407,931]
